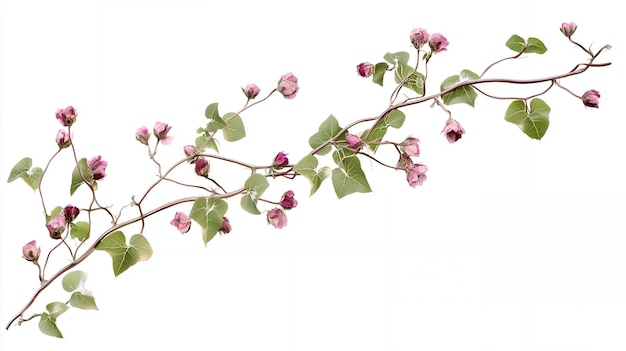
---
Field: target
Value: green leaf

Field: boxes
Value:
[394,62,425,95]
[62,271,87,292]
[383,51,410,66]
[525,37,547,54]
[362,110,405,152]
[240,173,269,215]
[506,34,525,53]
[204,103,227,132]
[386,109,406,128]
[69,291,98,310]
[70,221,90,241]
[47,302,69,319]
[440,70,479,107]
[332,148,356,166]
[195,135,219,153]
[372,62,389,86]
[331,157,372,199]
[190,198,228,245]
[312,167,331,195]
[7,157,32,182]
[96,231,152,276]
[294,155,329,196]
[222,112,246,141]
[39,313,63,338]
[309,115,344,155]
[504,99,551,140]
[70,158,92,195]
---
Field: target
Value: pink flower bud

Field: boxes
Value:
[273,152,289,169]
[56,130,72,149]
[242,84,261,99]
[55,106,77,127]
[346,133,363,149]
[22,240,41,262]
[63,205,80,223]
[441,119,465,144]
[356,62,375,78]
[279,190,298,210]
[410,28,429,49]
[401,137,420,157]
[135,126,150,145]
[407,164,428,187]
[560,22,577,38]
[88,155,108,180]
[278,73,299,99]
[267,208,288,229]
[153,122,173,145]
[195,157,210,178]
[183,145,197,157]
[46,214,67,240]
[170,212,191,234]
[219,217,231,235]
[428,33,448,54]
[582,89,600,108]
[396,153,414,170]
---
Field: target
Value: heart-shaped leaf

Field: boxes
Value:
[504,98,551,140]
[309,115,344,155]
[190,198,228,245]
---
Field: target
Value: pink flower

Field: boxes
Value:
[170,212,191,234]
[88,156,108,180]
[346,133,363,149]
[219,217,231,235]
[242,84,260,99]
[396,153,414,170]
[441,119,465,144]
[428,33,448,54]
[273,152,289,169]
[582,90,600,108]
[55,106,77,127]
[279,190,298,210]
[410,28,429,49]
[22,240,41,262]
[46,214,67,239]
[278,73,299,99]
[267,208,288,229]
[63,205,80,223]
[183,145,197,158]
[56,130,72,149]
[135,126,150,145]
[153,122,173,145]
[195,157,210,177]
[356,62,375,78]
[407,164,428,187]
[560,22,577,38]
[401,137,420,157]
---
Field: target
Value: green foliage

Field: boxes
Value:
[506,34,525,53]
[383,51,410,65]
[372,62,389,86]
[96,231,153,277]
[70,221,90,241]
[62,270,99,310]
[506,34,547,54]
[70,158,92,195]
[525,38,548,54]
[362,109,406,152]
[309,115,344,155]
[222,112,246,141]
[294,155,329,196]
[190,197,228,245]
[394,63,425,95]
[504,98,551,140]
[7,157,43,191]
[240,173,269,214]
[204,102,227,131]
[440,69,480,107]
[39,302,69,338]
[69,292,98,310]
[62,271,87,292]
[195,135,219,153]
[331,156,372,198]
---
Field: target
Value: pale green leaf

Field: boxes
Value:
[506,34,525,53]
[46,302,69,319]
[189,198,228,245]
[70,158,92,195]
[62,271,87,292]
[440,70,479,107]
[309,115,344,155]
[7,157,32,182]
[504,99,551,140]
[240,174,269,215]
[69,291,98,310]
[96,231,139,277]
[70,221,90,241]
[525,37,548,54]
[383,51,410,65]
[372,62,389,86]
[222,113,246,142]
[129,234,153,261]
[39,313,63,338]
[331,157,372,198]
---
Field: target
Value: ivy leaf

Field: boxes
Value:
[504,98,551,140]
[70,158,92,195]
[309,115,344,155]
[7,157,32,182]
[362,109,405,152]
[70,221,90,241]
[331,156,372,199]
[130,234,153,262]
[222,112,246,142]
[190,197,228,245]
[294,155,329,196]
[204,102,227,131]
[440,69,479,107]
[372,62,389,86]
[62,270,87,292]
[69,291,98,310]
[39,313,63,338]
[525,37,548,54]
[240,173,269,215]
[394,62,425,95]
[383,51,410,66]
[195,135,219,153]
[96,231,153,277]
[506,34,525,53]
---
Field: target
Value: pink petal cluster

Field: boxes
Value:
[55,106,77,127]
[56,130,72,149]
[46,214,67,239]
[278,73,299,99]
[401,137,420,157]
[243,84,260,99]
[356,62,375,78]
[582,90,600,108]
[183,145,197,157]
[429,33,449,54]
[279,190,298,210]
[273,152,289,169]
[195,157,210,178]
[88,156,108,180]
[63,205,80,223]
[267,208,288,229]
[22,240,41,262]
[135,126,150,145]
[410,28,429,49]
[441,119,465,144]
[560,22,577,38]
[396,154,428,188]
[170,212,191,234]
[346,133,363,149]
[219,217,231,235]
[153,122,173,145]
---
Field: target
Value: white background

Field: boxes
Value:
[1,0,624,350]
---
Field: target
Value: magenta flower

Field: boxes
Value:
[560,22,577,38]
[278,73,299,99]
[183,145,197,158]
[55,106,77,127]
[582,90,600,108]
[22,240,41,262]
[170,212,191,234]
[346,133,363,149]
[136,126,150,145]
[63,205,80,223]
[401,137,420,157]
[356,62,375,78]
[56,130,72,149]
[410,28,429,49]
[242,84,260,99]
[441,119,465,144]
[153,122,173,145]
[428,33,448,54]
[407,164,428,187]
[273,152,289,169]
[219,217,232,235]
[46,214,67,239]
[279,190,298,210]
[267,208,288,229]
[88,156,108,180]
[195,157,210,178]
